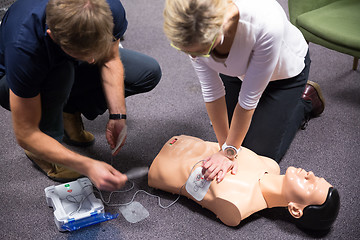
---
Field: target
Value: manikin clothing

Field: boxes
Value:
[191,0,308,110]
[0,0,127,99]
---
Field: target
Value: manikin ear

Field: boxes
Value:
[287,202,304,219]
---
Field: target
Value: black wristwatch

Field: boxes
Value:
[221,143,240,160]
[109,114,127,120]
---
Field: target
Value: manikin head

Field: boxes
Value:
[283,167,340,230]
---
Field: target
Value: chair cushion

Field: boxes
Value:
[296,0,360,51]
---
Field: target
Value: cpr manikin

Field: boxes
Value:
[148,135,340,230]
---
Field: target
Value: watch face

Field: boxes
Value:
[225,148,236,158]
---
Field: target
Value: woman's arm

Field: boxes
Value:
[205,96,229,145]
[203,99,253,182]
[203,96,239,182]
[226,103,254,149]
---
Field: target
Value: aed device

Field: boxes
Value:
[44,178,118,231]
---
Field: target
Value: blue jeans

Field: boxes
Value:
[0,48,161,141]
[220,51,312,162]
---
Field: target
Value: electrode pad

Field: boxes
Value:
[119,201,149,223]
[112,125,127,155]
[185,167,212,201]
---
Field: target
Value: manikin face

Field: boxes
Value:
[283,167,332,206]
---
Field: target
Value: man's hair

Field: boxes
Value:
[296,187,340,231]
[46,0,114,63]
[163,0,228,49]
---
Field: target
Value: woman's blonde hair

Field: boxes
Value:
[46,0,114,63]
[163,0,229,48]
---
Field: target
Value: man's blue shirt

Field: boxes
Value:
[0,0,127,98]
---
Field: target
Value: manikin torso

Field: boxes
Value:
[148,135,280,226]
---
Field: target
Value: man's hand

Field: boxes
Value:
[106,119,127,156]
[202,151,238,183]
[86,160,128,191]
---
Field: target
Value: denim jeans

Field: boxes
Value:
[220,51,312,162]
[0,48,161,141]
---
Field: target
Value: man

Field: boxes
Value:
[0,0,161,191]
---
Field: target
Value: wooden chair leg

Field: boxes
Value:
[353,57,359,71]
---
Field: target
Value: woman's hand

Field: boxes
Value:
[202,151,238,183]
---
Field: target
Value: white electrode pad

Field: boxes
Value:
[112,125,127,155]
[185,167,212,201]
[119,201,149,223]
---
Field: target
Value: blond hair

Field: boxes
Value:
[46,0,114,63]
[163,0,229,48]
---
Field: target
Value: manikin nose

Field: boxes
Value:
[305,171,316,181]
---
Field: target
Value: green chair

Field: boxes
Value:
[288,0,360,70]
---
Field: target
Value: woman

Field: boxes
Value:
[163,0,325,183]
[148,135,340,230]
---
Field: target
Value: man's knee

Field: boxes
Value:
[124,57,162,97]
[145,59,162,91]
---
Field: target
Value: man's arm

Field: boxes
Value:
[100,39,127,154]
[9,90,127,191]
[101,39,126,117]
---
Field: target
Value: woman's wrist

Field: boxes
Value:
[221,142,241,160]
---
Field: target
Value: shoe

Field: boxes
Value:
[25,150,83,182]
[302,81,325,117]
[63,112,95,147]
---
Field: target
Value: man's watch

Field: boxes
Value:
[221,143,241,160]
[109,114,127,120]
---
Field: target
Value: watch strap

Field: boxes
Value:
[221,142,240,159]
[109,114,127,120]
